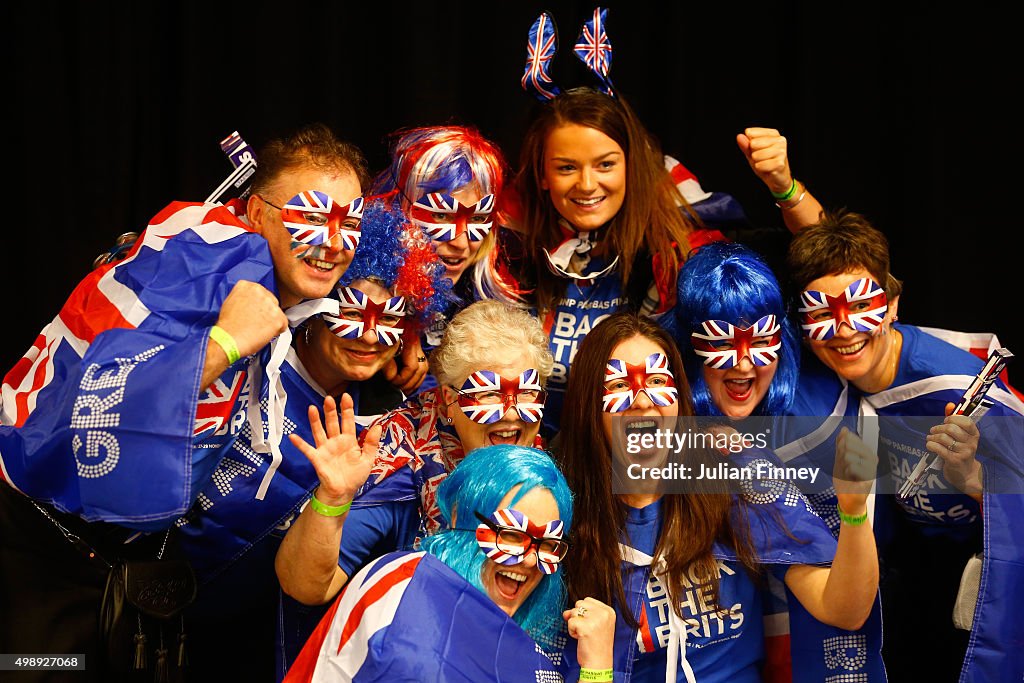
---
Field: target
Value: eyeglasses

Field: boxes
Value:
[447,369,546,424]
[470,510,568,574]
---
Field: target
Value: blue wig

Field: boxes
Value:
[674,241,799,416]
[338,197,454,327]
[419,445,573,648]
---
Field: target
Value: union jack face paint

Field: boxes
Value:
[280,191,364,257]
[322,286,407,346]
[799,278,888,341]
[475,508,567,575]
[409,193,495,242]
[690,315,782,369]
[453,369,546,424]
[602,352,678,413]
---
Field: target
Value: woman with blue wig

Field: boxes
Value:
[674,241,800,419]
[673,242,888,681]
[283,445,616,682]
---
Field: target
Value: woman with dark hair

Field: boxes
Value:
[558,311,878,682]
[784,211,1024,681]
[513,85,736,437]
[284,445,615,682]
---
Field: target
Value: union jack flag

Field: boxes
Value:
[690,314,783,369]
[799,278,888,341]
[282,192,363,253]
[522,12,561,101]
[283,551,563,683]
[193,369,248,437]
[322,286,407,347]
[475,508,565,575]
[0,200,276,526]
[457,369,545,424]
[408,193,494,242]
[573,7,614,96]
[602,352,678,413]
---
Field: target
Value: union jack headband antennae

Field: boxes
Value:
[521,7,616,102]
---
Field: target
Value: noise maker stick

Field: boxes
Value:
[205,130,258,204]
[898,347,1014,499]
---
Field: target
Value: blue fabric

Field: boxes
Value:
[594,449,840,682]
[0,203,276,528]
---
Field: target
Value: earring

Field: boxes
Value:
[446,416,453,424]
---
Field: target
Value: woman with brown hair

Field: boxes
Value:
[557,311,878,682]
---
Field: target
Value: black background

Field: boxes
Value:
[7,1,1020,381]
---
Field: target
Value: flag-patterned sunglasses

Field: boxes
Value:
[690,315,783,369]
[798,278,888,341]
[409,192,495,242]
[603,352,678,413]
[474,508,568,574]
[322,286,407,347]
[450,369,546,424]
[262,191,364,257]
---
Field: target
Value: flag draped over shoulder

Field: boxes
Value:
[0,201,276,529]
[285,551,563,683]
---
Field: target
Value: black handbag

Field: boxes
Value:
[99,547,197,682]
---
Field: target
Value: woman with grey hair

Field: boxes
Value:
[275,298,554,614]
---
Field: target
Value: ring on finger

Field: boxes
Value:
[948,438,958,452]
[576,605,588,618]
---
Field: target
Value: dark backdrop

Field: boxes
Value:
[8,1,1020,380]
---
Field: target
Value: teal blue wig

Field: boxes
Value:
[419,445,573,647]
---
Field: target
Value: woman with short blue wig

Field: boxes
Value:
[284,445,616,682]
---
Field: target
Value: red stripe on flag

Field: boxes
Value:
[59,269,134,343]
[283,589,346,683]
[637,603,655,653]
[337,555,421,654]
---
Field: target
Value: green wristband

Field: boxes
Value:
[308,490,352,517]
[837,502,868,526]
[770,178,798,201]
[579,668,614,682]
[209,325,241,365]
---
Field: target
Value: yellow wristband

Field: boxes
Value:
[209,325,241,365]
[308,489,352,517]
[837,503,868,526]
[579,668,614,682]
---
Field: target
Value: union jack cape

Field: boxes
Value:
[284,550,564,682]
[0,200,276,529]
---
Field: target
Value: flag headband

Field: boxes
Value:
[521,7,616,102]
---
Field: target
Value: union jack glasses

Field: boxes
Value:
[449,369,546,424]
[690,315,782,369]
[322,286,407,347]
[409,192,495,242]
[602,352,679,413]
[798,278,888,341]
[473,509,568,574]
[261,191,364,256]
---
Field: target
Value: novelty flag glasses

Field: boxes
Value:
[450,369,546,424]
[798,278,888,341]
[690,315,783,369]
[262,191,364,257]
[409,193,495,242]
[322,286,407,347]
[474,509,568,575]
[602,352,678,413]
